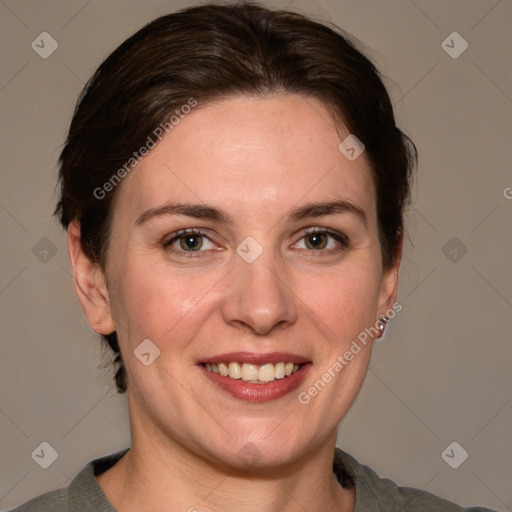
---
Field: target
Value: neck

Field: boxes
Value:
[96,406,354,512]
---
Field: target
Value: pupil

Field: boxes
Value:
[181,235,202,251]
[307,233,327,249]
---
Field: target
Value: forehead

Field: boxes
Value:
[115,94,376,222]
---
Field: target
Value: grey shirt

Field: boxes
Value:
[9,448,496,511]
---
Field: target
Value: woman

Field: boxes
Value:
[11,2,497,511]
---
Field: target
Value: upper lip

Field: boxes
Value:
[199,352,310,365]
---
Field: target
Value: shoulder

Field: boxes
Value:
[334,447,498,512]
[8,487,68,512]
[8,449,129,512]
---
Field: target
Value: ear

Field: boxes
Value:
[377,231,403,316]
[67,221,116,335]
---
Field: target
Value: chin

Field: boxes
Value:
[206,430,307,471]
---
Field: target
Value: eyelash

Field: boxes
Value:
[162,227,349,258]
[296,227,349,253]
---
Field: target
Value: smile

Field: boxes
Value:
[202,361,302,383]
[199,352,312,402]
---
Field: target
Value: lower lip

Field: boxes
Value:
[200,364,312,402]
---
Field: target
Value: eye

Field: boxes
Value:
[293,228,348,252]
[163,229,217,255]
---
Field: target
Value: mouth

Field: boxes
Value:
[202,361,303,383]
[198,352,311,402]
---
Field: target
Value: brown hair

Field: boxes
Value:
[55,1,416,395]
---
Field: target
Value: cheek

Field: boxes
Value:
[300,260,382,340]
[108,259,209,350]
[294,262,382,423]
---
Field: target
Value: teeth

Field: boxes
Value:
[274,362,285,379]
[204,361,302,382]
[241,364,258,381]
[228,362,242,379]
[258,364,274,382]
[218,362,229,377]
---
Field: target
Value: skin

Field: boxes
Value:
[68,94,401,512]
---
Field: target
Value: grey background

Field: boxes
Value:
[0,0,510,510]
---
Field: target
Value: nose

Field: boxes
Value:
[220,248,298,336]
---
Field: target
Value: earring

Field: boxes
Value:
[378,316,389,338]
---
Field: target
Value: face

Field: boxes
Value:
[75,94,399,469]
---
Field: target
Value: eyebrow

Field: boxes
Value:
[135,202,232,226]
[135,199,367,227]
[287,200,367,227]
